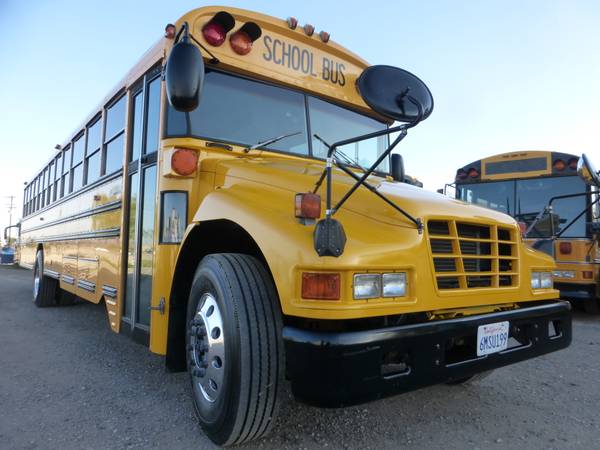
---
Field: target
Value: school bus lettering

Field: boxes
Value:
[263,35,345,85]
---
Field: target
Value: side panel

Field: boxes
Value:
[19,176,124,329]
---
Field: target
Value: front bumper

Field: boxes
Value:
[555,282,597,300]
[283,301,571,407]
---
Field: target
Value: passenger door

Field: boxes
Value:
[122,67,161,343]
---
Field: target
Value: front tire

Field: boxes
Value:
[186,254,283,446]
[33,250,58,307]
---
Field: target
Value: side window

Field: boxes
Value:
[62,146,71,197]
[130,90,143,162]
[41,168,47,208]
[47,162,54,204]
[54,153,62,201]
[103,95,126,175]
[85,118,102,185]
[145,76,161,154]
[72,134,84,192]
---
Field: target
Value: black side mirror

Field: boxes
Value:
[437,188,444,194]
[165,24,204,112]
[391,153,405,182]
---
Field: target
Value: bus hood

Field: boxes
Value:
[213,157,518,228]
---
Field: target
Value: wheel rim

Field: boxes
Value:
[189,293,225,404]
[33,261,40,300]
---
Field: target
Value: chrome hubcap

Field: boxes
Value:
[33,264,40,300]
[189,293,225,403]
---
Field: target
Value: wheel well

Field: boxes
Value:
[166,219,274,371]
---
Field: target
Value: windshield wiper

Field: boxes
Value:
[244,131,302,153]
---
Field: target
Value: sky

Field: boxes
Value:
[1,0,599,243]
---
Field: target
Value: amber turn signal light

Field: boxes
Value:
[230,22,262,55]
[302,272,341,300]
[295,193,321,219]
[171,148,198,176]
[559,242,572,254]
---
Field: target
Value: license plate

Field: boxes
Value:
[476,321,509,356]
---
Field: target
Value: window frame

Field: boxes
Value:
[102,92,127,177]
[84,115,103,186]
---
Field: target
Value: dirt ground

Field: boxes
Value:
[1,264,599,449]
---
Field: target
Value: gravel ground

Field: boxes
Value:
[1,264,600,450]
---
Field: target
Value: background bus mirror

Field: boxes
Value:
[165,33,204,112]
[577,153,600,187]
[391,153,405,182]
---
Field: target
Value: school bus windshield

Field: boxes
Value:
[457,175,587,237]
[165,70,389,171]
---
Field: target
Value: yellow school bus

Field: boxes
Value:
[454,151,600,312]
[18,7,571,446]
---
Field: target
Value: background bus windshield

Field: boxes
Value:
[166,71,389,171]
[457,176,588,237]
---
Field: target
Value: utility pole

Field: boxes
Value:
[5,195,16,247]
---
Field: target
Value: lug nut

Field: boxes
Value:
[192,368,206,377]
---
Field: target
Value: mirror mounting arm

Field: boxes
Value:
[312,125,422,232]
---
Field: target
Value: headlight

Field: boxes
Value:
[353,274,381,299]
[353,272,408,299]
[532,271,553,289]
[553,270,575,279]
[382,273,407,297]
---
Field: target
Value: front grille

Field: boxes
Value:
[427,220,519,290]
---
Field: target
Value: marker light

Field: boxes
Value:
[568,157,578,170]
[553,159,566,171]
[353,274,381,299]
[171,148,198,176]
[382,273,407,297]
[295,193,321,219]
[164,23,176,39]
[319,31,330,43]
[303,24,315,36]
[468,168,479,178]
[229,22,262,55]
[286,17,298,29]
[202,11,235,46]
[302,272,340,300]
[559,242,572,254]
